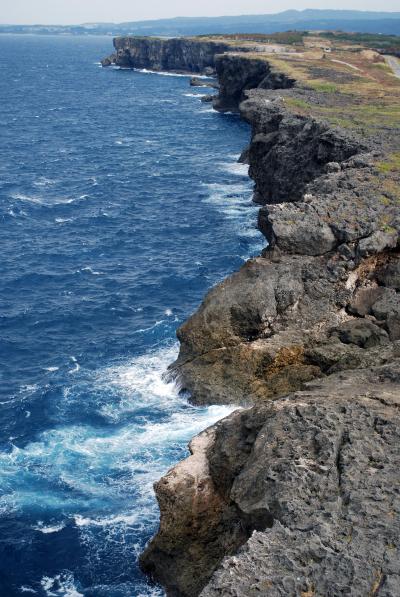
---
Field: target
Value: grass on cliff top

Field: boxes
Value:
[236,35,400,211]
[199,30,400,51]
[197,31,307,45]
[207,32,400,144]
[318,30,400,52]
[376,152,400,174]
[262,46,400,138]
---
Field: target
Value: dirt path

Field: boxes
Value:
[385,55,400,79]
[331,58,360,71]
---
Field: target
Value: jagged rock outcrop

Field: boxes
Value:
[142,362,400,596]
[172,246,400,405]
[212,54,295,112]
[101,37,232,73]
[240,89,366,205]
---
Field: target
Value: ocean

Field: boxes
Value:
[0,35,264,596]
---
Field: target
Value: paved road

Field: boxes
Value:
[384,55,400,79]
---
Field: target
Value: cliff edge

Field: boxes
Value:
[113,34,400,596]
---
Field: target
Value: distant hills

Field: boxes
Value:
[1,10,400,37]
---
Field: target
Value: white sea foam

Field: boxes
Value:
[126,318,167,336]
[96,344,180,417]
[135,404,236,447]
[80,266,103,275]
[0,344,237,583]
[183,92,208,98]
[0,494,18,517]
[219,161,249,176]
[19,587,37,594]
[33,521,66,534]
[68,357,80,374]
[33,177,57,187]
[202,171,264,259]
[19,384,39,395]
[11,193,78,207]
[135,68,209,78]
[11,193,43,204]
[55,218,72,223]
[40,573,83,597]
[74,512,139,528]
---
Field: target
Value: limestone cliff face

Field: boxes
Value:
[140,50,400,596]
[212,54,295,112]
[240,89,364,205]
[102,37,232,73]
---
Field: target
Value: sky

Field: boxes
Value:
[1,0,399,25]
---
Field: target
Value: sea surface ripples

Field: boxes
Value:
[0,35,264,596]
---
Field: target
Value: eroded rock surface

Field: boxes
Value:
[172,248,400,405]
[142,364,400,596]
[212,54,295,112]
[102,37,232,73]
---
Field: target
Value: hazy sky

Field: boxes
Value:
[1,0,399,25]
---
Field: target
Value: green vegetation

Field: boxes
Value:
[262,41,400,135]
[284,98,311,111]
[376,152,400,174]
[382,224,397,233]
[308,82,338,93]
[201,31,307,45]
[320,31,400,51]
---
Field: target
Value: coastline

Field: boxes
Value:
[103,36,400,596]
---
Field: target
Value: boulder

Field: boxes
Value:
[357,230,398,257]
[330,319,389,348]
[376,259,400,291]
[190,77,219,88]
[347,286,384,316]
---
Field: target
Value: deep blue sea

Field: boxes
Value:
[0,35,263,596]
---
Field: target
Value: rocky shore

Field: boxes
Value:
[104,36,400,596]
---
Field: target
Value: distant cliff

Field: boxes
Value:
[101,37,233,73]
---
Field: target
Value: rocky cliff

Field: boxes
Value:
[101,37,233,73]
[212,54,295,112]
[137,45,400,596]
[171,81,399,408]
[142,363,400,596]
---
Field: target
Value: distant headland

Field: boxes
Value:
[1,9,400,36]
